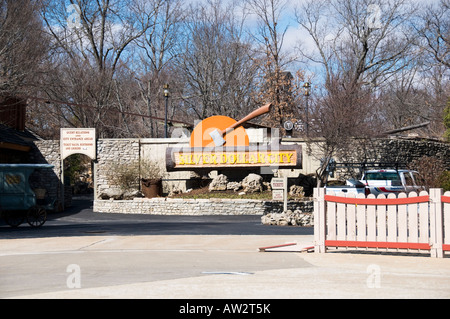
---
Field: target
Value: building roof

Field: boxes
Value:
[0,123,39,151]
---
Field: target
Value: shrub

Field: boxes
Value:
[106,161,140,192]
[439,171,450,192]
[409,156,446,190]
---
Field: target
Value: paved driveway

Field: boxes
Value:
[1,196,450,300]
[0,196,314,238]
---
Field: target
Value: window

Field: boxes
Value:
[365,172,400,181]
[412,172,424,186]
[5,174,21,185]
[404,173,414,186]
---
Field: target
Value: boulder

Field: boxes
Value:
[209,174,228,191]
[99,188,124,200]
[242,173,263,193]
[261,210,313,226]
[289,185,305,198]
[227,181,242,191]
[123,190,144,200]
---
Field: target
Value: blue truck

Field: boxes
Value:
[0,164,56,227]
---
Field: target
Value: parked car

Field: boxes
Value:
[324,178,367,195]
[325,169,425,196]
[361,169,424,196]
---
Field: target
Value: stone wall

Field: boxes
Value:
[31,136,449,210]
[28,140,71,208]
[29,140,61,197]
[343,138,450,167]
[94,198,313,216]
[375,138,450,168]
[96,139,140,197]
[332,137,450,180]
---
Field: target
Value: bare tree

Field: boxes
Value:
[179,0,258,120]
[134,0,185,137]
[39,0,156,137]
[296,0,418,89]
[295,0,420,185]
[416,0,450,69]
[246,0,300,130]
[0,0,49,97]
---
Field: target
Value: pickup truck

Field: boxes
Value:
[325,169,424,196]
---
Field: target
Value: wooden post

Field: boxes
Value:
[314,188,326,253]
[283,176,288,213]
[60,156,65,210]
[430,188,443,258]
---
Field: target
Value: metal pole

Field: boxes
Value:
[165,95,168,138]
[304,82,311,138]
[306,96,309,138]
[163,84,170,138]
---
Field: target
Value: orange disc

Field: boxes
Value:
[190,116,249,148]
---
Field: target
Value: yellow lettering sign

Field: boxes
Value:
[174,151,297,168]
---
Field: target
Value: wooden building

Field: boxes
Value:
[0,96,40,163]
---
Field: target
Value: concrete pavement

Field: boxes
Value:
[1,234,450,299]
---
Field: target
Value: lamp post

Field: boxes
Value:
[303,82,311,137]
[163,84,170,138]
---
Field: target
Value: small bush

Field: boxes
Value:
[106,161,140,192]
[439,171,450,192]
[409,156,446,190]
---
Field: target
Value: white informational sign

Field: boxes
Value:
[61,128,96,160]
[271,178,286,190]
[271,177,288,212]
[272,189,284,201]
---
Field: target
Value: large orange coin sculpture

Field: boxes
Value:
[166,102,302,171]
[190,103,272,148]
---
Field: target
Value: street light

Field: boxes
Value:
[303,82,311,137]
[163,84,170,138]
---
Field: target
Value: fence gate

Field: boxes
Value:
[313,188,450,258]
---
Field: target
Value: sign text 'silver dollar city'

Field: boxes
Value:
[165,104,302,171]
[174,150,297,169]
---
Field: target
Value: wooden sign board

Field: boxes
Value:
[272,189,284,201]
[166,145,301,171]
[271,178,286,190]
[61,128,96,160]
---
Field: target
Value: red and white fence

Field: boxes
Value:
[313,188,450,258]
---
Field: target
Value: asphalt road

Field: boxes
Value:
[2,196,449,300]
[0,195,314,239]
[0,196,315,299]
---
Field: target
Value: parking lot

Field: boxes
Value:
[1,196,450,299]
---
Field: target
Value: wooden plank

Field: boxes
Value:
[387,193,398,243]
[376,194,387,242]
[366,194,377,242]
[430,188,443,258]
[336,192,346,241]
[314,188,326,253]
[324,194,429,205]
[419,191,429,244]
[325,240,431,251]
[346,193,357,241]
[442,193,450,204]
[259,243,297,252]
[356,193,366,242]
[398,192,408,243]
[444,191,450,247]
[326,192,337,241]
[408,192,419,243]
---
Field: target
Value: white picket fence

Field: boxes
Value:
[313,188,450,258]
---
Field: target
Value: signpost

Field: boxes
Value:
[271,176,288,212]
[61,128,96,160]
